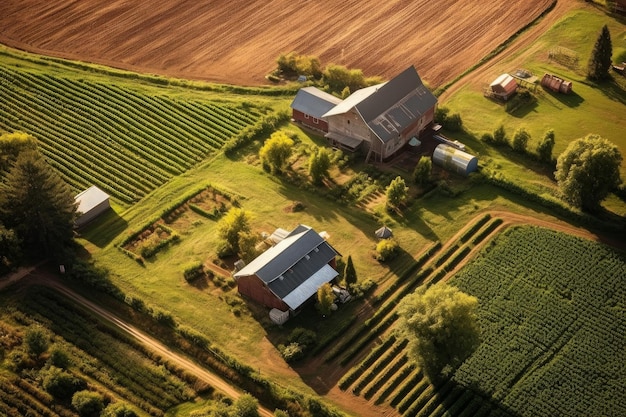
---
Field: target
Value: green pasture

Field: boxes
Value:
[443,8,626,177]
[451,226,626,417]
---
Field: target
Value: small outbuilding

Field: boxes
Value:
[375,226,393,239]
[541,73,573,94]
[432,144,478,176]
[74,185,110,228]
[290,87,342,133]
[489,74,518,100]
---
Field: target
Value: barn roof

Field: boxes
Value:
[323,66,437,143]
[75,185,109,215]
[490,73,517,93]
[290,87,342,119]
[234,225,339,310]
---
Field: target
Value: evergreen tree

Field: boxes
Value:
[343,255,357,289]
[0,150,76,258]
[587,25,613,81]
[0,131,38,175]
[511,128,531,153]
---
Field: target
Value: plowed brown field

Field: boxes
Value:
[0,0,555,87]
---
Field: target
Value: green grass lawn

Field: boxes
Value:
[443,8,626,177]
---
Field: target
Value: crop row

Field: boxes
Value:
[334,216,509,416]
[20,289,191,413]
[0,64,263,203]
[0,376,62,417]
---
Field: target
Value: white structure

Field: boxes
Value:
[74,185,110,227]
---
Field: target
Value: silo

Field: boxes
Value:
[432,144,478,176]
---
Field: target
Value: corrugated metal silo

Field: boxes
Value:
[432,144,478,176]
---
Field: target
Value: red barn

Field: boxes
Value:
[290,87,342,133]
[233,225,339,313]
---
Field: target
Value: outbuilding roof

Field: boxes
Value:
[75,185,109,215]
[234,225,339,310]
[290,87,342,119]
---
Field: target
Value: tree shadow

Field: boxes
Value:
[539,88,584,108]
[76,208,128,248]
[597,76,626,105]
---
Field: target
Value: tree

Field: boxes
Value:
[0,222,21,275]
[555,134,622,212]
[72,390,104,417]
[397,283,480,380]
[0,150,76,258]
[316,283,335,316]
[375,238,399,262]
[233,394,260,417]
[101,403,138,417]
[308,147,331,185]
[343,255,357,289]
[238,231,260,263]
[259,132,294,174]
[511,127,531,153]
[24,325,49,357]
[322,64,367,94]
[385,176,408,210]
[536,129,556,163]
[217,208,252,256]
[413,156,432,186]
[493,125,507,146]
[587,25,612,81]
[0,131,38,175]
[43,366,86,399]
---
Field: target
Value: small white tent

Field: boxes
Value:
[75,185,110,227]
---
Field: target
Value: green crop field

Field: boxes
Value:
[451,226,626,417]
[0,48,276,205]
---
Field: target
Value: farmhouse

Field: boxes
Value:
[324,66,437,162]
[233,225,339,314]
[291,66,437,162]
[290,86,342,132]
[74,185,111,228]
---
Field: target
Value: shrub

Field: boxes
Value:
[481,132,495,145]
[43,366,86,399]
[72,390,104,417]
[512,127,531,153]
[493,125,508,146]
[376,238,399,262]
[288,328,317,348]
[24,325,49,357]
[445,113,463,132]
[48,345,71,368]
[101,402,139,417]
[279,342,305,363]
[183,261,205,282]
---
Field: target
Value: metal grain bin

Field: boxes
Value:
[432,144,478,176]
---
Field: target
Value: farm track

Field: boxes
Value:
[0,270,274,417]
[1,209,623,417]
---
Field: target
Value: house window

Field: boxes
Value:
[313,117,319,124]
[304,114,309,119]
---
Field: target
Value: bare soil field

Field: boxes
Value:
[0,0,555,87]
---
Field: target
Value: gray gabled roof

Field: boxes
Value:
[234,225,339,310]
[324,66,438,144]
[290,87,342,119]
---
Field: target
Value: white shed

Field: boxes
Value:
[75,185,110,227]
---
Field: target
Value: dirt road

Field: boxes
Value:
[5,270,274,417]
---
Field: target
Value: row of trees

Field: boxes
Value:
[0,132,77,274]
